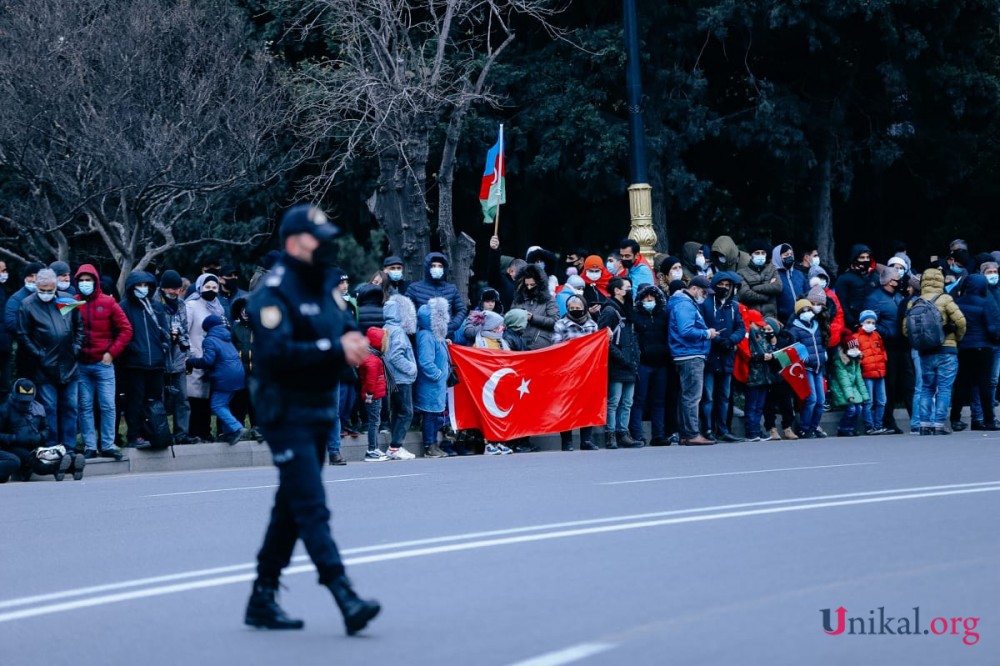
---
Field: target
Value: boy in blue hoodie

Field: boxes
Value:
[187,315,246,445]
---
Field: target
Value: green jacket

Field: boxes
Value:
[829,351,869,407]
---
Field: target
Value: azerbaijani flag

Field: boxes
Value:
[479,125,506,224]
[57,296,86,316]
[773,342,812,400]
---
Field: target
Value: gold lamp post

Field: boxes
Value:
[623,0,658,260]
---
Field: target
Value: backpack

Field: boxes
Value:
[905,295,945,351]
[141,399,173,449]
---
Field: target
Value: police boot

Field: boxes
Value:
[326,575,380,635]
[244,580,305,630]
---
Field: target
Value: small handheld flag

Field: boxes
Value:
[479,125,506,231]
[57,297,85,316]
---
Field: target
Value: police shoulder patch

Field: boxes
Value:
[260,306,282,329]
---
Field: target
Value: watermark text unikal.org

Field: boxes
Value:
[820,606,980,646]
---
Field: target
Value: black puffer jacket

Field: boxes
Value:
[597,297,640,383]
[355,284,386,335]
[17,292,84,385]
[0,399,48,450]
[632,284,670,366]
[117,271,170,370]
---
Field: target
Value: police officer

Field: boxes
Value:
[243,204,380,635]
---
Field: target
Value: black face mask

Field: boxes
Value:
[782,256,795,269]
[568,310,587,322]
[715,287,730,300]
[621,258,634,269]
[222,278,237,292]
[201,290,218,302]
[525,286,537,297]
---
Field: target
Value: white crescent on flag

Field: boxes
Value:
[482,368,516,418]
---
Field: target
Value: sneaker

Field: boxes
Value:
[951,421,968,432]
[485,444,500,455]
[364,449,389,462]
[387,446,416,460]
[100,447,125,461]
[782,427,799,441]
[83,450,99,460]
[328,452,347,466]
[379,428,391,437]
[438,444,458,457]
[865,427,881,436]
[746,435,762,442]
[424,445,446,458]
[767,428,781,441]
[72,453,86,481]
[224,428,246,446]
[497,444,513,455]
[814,429,828,439]
[561,442,575,452]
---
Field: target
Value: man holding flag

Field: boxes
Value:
[16,268,86,449]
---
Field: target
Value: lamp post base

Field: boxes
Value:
[628,182,657,261]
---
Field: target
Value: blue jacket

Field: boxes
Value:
[788,317,827,373]
[955,275,1000,349]
[405,252,467,336]
[413,299,449,412]
[700,288,746,374]
[382,296,417,385]
[4,286,32,341]
[864,286,904,343]
[772,246,807,323]
[668,290,711,359]
[626,257,655,298]
[188,325,246,392]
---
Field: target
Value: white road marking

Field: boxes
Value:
[599,462,879,485]
[506,642,616,666]
[2,480,1000,623]
[141,473,426,497]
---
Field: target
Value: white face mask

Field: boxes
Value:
[586,270,603,282]
[429,267,444,280]
[669,268,683,281]
[862,322,876,333]
[25,281,37,293]
[811,305,822,313]
[811,256,821,267]
[387,269,403,281]
[752,255,767,267]
[695,255,707,269]
[37,291,55,303]
[56,280,71,291]
[988,274,1000,286]
[606,261,617,273]
[799,310,815,323]
[134,286,149,299]
[819,279,828,290]
[642,300,655,311]
[896,268,906,279]
[78,281,95,296]
[0,272,8,284]
[534,262,546,270]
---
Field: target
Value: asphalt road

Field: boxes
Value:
[1,432,998,665]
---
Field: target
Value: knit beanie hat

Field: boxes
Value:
[159,270,183,290]
[49,261,71,276]
[748,239,770,254]
[659,255,682,274]
[23,262,45,279]
[503,309,529,333]
[583,255,604,272]
[794,298,813,314]
[808,265,830,282]
[859,309,878,324]
[764,317,781,332]
[807,285,827,305]
[566,275,585,290]
[202,315,223,332]
[482,310,504,332]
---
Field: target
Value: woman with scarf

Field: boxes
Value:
[185,274,226,441]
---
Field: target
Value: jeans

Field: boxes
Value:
[701,371,733,435]
[863,378,886,429]
[365,398,382,451]
[38,380,79,447]
[78,362,116,451]
[328,382,342,456]
[339,382,357,429]
[910,351,922,431]
[839,402,863,432]
[629,365,666,440]
[675,358,705,439]
[969,348,1000,422]
[420,410,443,447]
[953,348,996,425]
[389,384,414,446]
[607,381,636,433]
[919,352,958,428]
[744,386,767,438]
[799,370,825,433]
[163,372,191,436]
[257,420,345,585]
[210,389,242,435]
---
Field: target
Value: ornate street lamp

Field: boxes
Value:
[623,0,658,259]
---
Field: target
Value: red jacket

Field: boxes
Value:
[75,264,133,364]
[359,327,387,399]
[825,288,846,348]
[857,329,887,379]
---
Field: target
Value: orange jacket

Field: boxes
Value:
[856,329,887,379]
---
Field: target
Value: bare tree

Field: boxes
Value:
[285,0,563,301]
[0,0,294,289]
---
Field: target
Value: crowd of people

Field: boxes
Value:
[0,232,995,481]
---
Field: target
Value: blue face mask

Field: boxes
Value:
[388,270,403,282]
[752,255,767,267]
[134,286,149,299]
[429,267,444,280]
[988,274,999,286]
[819,280,828,290]
[642,300,655,312]
[25,281,37,293]
[951,264,963,275]
[78,281,95,296]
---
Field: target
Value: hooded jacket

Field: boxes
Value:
[856,328,888,379]
[668,289,711,359]
[359,327,388,399]
[17,289,85,385]
[414,297,450,412]
[187,324,245,391]
[737,257,782,319]
[834,243,877,329]
[772,245,807,323]
[701,272,746,374]
[632,284,670,366]
[710,235,749,273]
[788,314,827,373]
[118,271,170,371]
[356,283,386,334]
[512,264,559,350]
[185,274,226,399]
[864,282,905,344]
[405,252,467,335]
[75,264,133,365]
[810,266,846,348]
[955,274,1000,350]
[681,242,711,281]
[597,296,640,383]
[829,350,869,408]
[581,255,612,299]
[0,397,49,450]
[382,295,417,385]
[230,297,253,378]
[903,267,966,354]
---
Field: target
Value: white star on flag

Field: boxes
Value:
[517,379,531,398]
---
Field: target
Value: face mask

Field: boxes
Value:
[812,305,823,313]
[896,268,906,280]
[641,300,655,311]
[847,348,862,358]
[534,262,546,270]
[134,286,149,299]
[586,270,603,282]
[78,281,95,296]
[951,264,963,275]
[862,322,876,333]
[0,272,9,284]
[811,256,821,267]
[799,310,815,323]
[987,274,999,286]
[222,278,237,292]
[57,280,71,291]
[752,255,767,267]
[715,287,730,300]
[201,290,217,301]
[606,261,617,272]
[669,268,683,281]
[388,270,403,282]
[430,267,445,280]
[782,256,795,269]
[568,310,587,322]
[693,292,706,305]
[25,281,37,293]
[37,291,55,303]
[525,286,538,296]
[695,255,707,269]
[819,280,828,290]
[621,258,634,269]
[164,291,178,300]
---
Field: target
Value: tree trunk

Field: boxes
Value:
[436,104,475,306]
[368,130,431,282]
[813,140,837,277]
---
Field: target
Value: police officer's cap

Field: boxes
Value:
[279,204,340,242]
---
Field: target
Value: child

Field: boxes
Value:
[788,299,828,438]
[186,315,246,445]
[381,295,418,460]
[473,311,514,455]
[857,309,888,435]
[360,327,390,461]
[414,297,451,458]
[830,338,870,436]
[745,316,779,441]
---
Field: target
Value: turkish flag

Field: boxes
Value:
[773,343,812,401]
[448,332,609,441]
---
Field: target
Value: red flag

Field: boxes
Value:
[449,332,608,441]
[773,343,812,401]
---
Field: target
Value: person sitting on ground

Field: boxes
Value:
[186,315,246,446]
[0,378,85,481]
